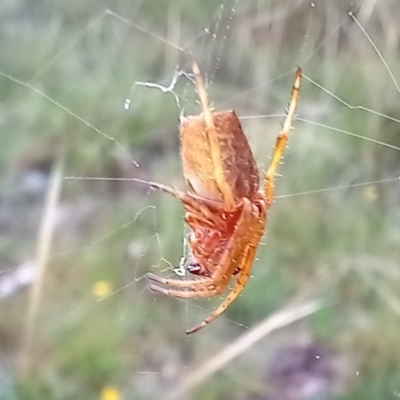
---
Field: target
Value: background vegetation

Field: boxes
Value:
[0,0,399,399]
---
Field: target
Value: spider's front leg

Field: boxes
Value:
[185,242,257,334]
[264,68,301,204]
[147,226,226,289]
[185,198,267,334]
[147,273,216,290]
[148,282,223,298]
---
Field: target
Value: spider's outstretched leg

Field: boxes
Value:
[264,68,302,204]
[185,239,258,334]
[140,179,225,225]
[192,60,235,210]
[147,273,215,289]
[185,198,266,334]
[148,283,221,298]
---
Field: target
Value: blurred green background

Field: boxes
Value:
[0,0,400,399]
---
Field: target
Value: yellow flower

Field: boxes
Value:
[364,185,379,202]
[101,386,120,400]
[93,280,113,298]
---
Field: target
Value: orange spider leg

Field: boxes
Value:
[147,199,251,292]
[147,238,234,293]
[186,198,267,334]
[264,68,302,204]
[142,180,227,226]
[147,227,231,291]
[186,241,257,333]
[148,283,219,298]
[147,273,215,290]
[192,60,235,210]
[135,179,224,212]
[148,198,265,333]
[185,212,225,230]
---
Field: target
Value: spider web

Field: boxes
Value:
[0,0,400,399]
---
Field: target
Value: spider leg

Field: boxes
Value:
[146,199,242,297]
[145,180,228,233]
[147,201,250,290]
[146,181,218,221]
[186,242,258,334]
[148,283,220,298]
[131,179,181,197]
[185,199,265,334]
[185,213,219,230]
[147,273,215,289]
[264,68,302,204]
[140,179,225,215]
[148,198,266,333]
[192,60,235,210]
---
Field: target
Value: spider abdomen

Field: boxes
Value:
[180,110,259,202]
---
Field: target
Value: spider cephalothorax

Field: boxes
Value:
[147,61,301,334]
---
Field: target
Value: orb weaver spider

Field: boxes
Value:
[146,61,302,334]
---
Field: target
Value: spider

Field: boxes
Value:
[146,61,302,334]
